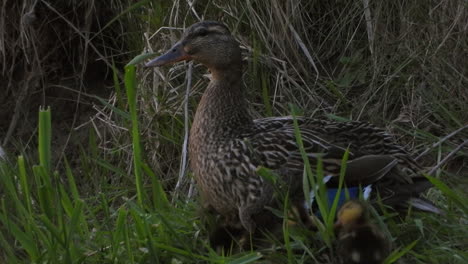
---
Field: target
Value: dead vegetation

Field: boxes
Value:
[0,0,130,162]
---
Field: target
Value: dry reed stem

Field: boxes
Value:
[361,0,374,55]
[173,61,193,201]
[428,139,468,175]
[416,124,468,160]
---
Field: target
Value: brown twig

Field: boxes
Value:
[416,124,468,160]
[427,139,468,175]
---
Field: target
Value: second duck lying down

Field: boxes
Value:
[145,21,436,233]
[335,200,391,264]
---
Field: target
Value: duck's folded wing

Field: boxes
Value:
[254,116,405,154]
[249,117,437,212]
[253,116,424,176]
[247,125,403,186]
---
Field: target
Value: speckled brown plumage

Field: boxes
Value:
[146,21,433,233]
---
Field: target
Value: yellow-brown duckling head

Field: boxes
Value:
[334,200,391,264]
[146,21,242,78]
[335,200,368,229]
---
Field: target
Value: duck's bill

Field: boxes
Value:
[145,42,191,67]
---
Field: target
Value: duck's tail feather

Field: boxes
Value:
[408,197,444,215]
[379,179,443,214]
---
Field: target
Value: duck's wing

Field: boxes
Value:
[247,118,405,186]
[253,116,424,177]
[250,117,437,204]
[253,116,407,156]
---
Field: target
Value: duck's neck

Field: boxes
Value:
[192,66,253,140]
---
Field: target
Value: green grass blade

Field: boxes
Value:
[227,252,263,264]
[113,208,128,261]
[17,155,33,215]
[325,150,349,234]
[290,104,332,246]
[112,60,126,111]
[64,158,80,201]
[142,163,170,211]
[0,224,19,263]
[152,242,213,262]
[384,239,418,264]
[38,107,52,173]
[124,64,146,206]
[0,210,39,260]
[39,214,66,248]
[33,165,55,219]
[425,174,467,213]
[59,185,74,217]
[95,95,131,121]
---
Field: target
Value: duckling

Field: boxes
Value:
[208,222,246,253]
[208,207,288,252]
[334,200,391,264]
[145,21,434,235]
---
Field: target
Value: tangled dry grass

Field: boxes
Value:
[0,0,130,162]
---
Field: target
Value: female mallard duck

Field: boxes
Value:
[335,200,391,264]
[145,21,434,233]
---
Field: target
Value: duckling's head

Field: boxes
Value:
[335,200,368,228]
[146,21,241,71]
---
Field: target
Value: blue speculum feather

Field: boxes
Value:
[308,185,373,217]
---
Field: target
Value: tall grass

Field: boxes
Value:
[1,60,466,263]
[0,70,267,264]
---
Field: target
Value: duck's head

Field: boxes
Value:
[146,21,241,71]
[335,200,368,228]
